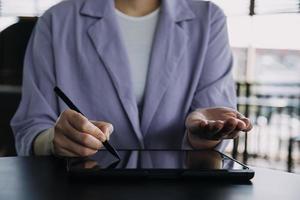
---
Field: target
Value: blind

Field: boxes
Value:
[0,0,300,17]
[210,0,250,16]
[255,0,300,15]
[211,0,300,16]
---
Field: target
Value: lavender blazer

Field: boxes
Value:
[11,0,236,156]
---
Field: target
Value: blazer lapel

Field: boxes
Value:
[141,0,196,135]
[81,0,144,146]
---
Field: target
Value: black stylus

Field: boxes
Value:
[54,86,120,160]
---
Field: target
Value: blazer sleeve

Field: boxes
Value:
[10,17,58,156]
[187,4,237,152]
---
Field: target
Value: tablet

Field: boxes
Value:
[66,150,254,181]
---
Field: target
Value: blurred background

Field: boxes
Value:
[0,0,300,173]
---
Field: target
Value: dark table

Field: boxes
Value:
[0,156,300,200]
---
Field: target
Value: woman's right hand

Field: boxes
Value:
[53,109,113,157]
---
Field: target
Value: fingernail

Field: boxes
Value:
[109,124,114,134]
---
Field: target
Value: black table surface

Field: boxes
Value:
[0,156,299,200]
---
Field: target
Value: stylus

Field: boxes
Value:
[54,86,121,160]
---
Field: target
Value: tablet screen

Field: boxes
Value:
[67,150,248,172]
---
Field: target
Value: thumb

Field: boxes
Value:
[91,121,114,141]
[185,111,208,128]
[236,112,253,131]
[185,113,208,134]
[102,124,114,140]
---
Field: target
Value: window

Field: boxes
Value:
[232,48,248,82]
[0,0,61,16]
[254,49,300,84]
[0,0,62,31]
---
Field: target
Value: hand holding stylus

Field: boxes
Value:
[53,109,114,157]
[53,87,120,159]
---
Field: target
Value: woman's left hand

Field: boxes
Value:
[185,107,252,149]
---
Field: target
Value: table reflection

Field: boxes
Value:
[186,150,223,170]
[68,150,229,170]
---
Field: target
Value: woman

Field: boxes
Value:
[11,0,252,157]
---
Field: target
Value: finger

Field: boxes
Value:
[207,120,225,139]
[209,120,224,133]
[189,120,222,140]
[67,111,106,142]
[239,118,253,131]
[221,118,238,133]
[236,120,247,131]
[236,112,253,131]
[204,121,218,138]
[213,118,238,139]
[63,120,102,150]
[54,133,98,157]
[91,121,114,140]
[185,111,207,128]
[187,119,208,136]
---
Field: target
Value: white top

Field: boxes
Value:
[116,8,160,108]
[34,8,160,155]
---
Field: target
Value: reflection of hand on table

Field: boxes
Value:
[186,150,223,169]
[81,160,99,169]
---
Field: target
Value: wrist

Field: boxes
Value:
[33,127,55,156]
